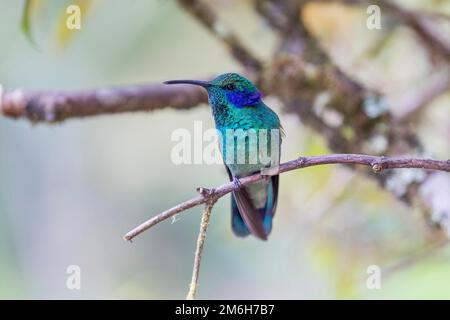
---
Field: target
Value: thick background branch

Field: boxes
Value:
[0,84,207,123]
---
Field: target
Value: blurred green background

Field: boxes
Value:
[0,0,449,299]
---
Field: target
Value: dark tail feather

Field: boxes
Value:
[232,186,267,240]
[231,196,251,237]
[231,175,279,239]
[263,174,279,235]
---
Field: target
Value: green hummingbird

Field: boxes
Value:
[165,73,282,240]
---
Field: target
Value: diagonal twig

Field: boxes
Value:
[394,72,450,121]
[176,0,262,73]
[383,238,450,279]
[318,0,450,62]
[375,0,450,63]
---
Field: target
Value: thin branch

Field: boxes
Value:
[186,194,217,300]
[176,0,262,73]
[383,238,450,279]
[314,0,450,63]
[124,154,450,242]
[394,72,450,121]
[376,0,450,63]
[0,83,207,123]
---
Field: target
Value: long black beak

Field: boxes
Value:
[164,79,211,88]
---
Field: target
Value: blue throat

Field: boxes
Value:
[226,91,261,108]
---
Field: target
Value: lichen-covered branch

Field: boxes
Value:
[255,0,450,235]
[0,83,207,123]
[124,154,450,242]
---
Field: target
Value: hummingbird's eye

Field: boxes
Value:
[224,83,236,91]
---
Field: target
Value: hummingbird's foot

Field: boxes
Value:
[232,176,243,190]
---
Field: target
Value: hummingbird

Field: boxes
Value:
[165,73,282,240]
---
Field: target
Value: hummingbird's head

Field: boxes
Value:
[165,73,262,109]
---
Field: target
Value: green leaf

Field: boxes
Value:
[21,0,35,43]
